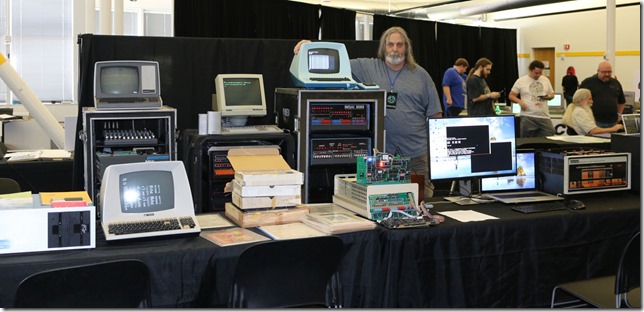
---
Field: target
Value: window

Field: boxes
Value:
[1,0,73,104]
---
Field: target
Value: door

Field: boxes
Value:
[533,48,556,90]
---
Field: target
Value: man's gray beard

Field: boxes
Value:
[386,54,405,66]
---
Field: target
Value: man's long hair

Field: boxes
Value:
[376,26,417,69]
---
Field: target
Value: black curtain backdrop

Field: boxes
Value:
[174,0,320,39]
[72,34,379,189]
[320,6,356,40]
[374,15,518,105]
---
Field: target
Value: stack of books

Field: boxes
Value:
[225,169,308,228]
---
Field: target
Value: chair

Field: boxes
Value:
[551,231,640,308]
[14,259,151,308]
[228,236,345,308]
[0,177,20,194]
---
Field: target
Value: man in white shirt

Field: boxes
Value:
[508,60,556,137]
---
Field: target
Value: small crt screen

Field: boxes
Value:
[223,77,263,106]
[101,66,139,95]
[307,48,339,74]
[119,170,174,213]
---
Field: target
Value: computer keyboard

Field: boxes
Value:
[98,96,161,103]
[309,77,352,81]
[220,124,283,135]
[511,202,566,214]
[107,217,197,236]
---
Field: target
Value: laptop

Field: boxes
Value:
[621,114,640,134]
[480,150,564,204]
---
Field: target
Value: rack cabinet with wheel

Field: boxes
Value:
[181,129,295,214]
[81,106,177,209]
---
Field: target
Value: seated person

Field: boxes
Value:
[562,88,623,135]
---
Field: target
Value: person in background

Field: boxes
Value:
[561,66,579,105]
[294,26,443,200]
[562,88,623,135]
[579,61,626,128]
[508,60,556,137]
[466,57,501,116]
[442,58,469,117]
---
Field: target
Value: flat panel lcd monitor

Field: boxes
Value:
[428,115,517,181]
[481,150,537,192]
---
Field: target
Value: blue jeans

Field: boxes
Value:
[596,121,616,128]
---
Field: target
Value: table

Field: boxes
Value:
[0,191,639,308]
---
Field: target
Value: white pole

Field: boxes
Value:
[114,0,124,35]
[605,0,616,69]
[0,53,65,148]
[86,0,96,33]
[99,0,112,34]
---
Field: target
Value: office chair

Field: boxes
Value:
[228,236,345,308]
[14,259,151,308]
[551,231,640,308]
[0,177,20,194]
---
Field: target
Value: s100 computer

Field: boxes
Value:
[94,60,163,110]
[100,161,200,240]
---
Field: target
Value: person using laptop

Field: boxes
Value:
[562,88,623,135]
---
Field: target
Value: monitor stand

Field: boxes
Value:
[444,179,488,205]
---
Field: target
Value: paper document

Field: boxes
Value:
[257,222,327,240]
[0,191,33,208]
[196,213,234,229]
[40,191,92,205]
[200,228,270,247]
[437,210,498,222]
[546,135,609,143]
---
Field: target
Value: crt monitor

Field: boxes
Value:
[428,115,517,181]
[289,41,357,89]
[93,60,163,110]
[213,74,267,126]
[100,161,195,224]
[547,93,564,109]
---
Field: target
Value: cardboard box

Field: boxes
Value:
[232,192,301,210]
[228,148,303,186]
[224,202,309,228]
[232,180,301,197]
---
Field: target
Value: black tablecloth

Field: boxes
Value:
[0,191,639,308]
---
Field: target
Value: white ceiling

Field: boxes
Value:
[288,0,640,24]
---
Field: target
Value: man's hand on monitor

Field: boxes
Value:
[294,40,312,55]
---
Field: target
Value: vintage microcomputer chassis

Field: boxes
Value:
[0,205,96,255]
[539,149,631,195]
[333,174,419,221]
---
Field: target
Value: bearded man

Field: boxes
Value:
[294,27,442,200]
[562,88,623,135]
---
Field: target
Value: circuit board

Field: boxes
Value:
[356,153,410,185]
[367,192,418,220]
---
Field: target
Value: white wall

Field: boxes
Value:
[489,5,641,96]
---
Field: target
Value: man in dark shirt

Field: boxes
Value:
[579,61,625,128]
[466,57,501,116]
